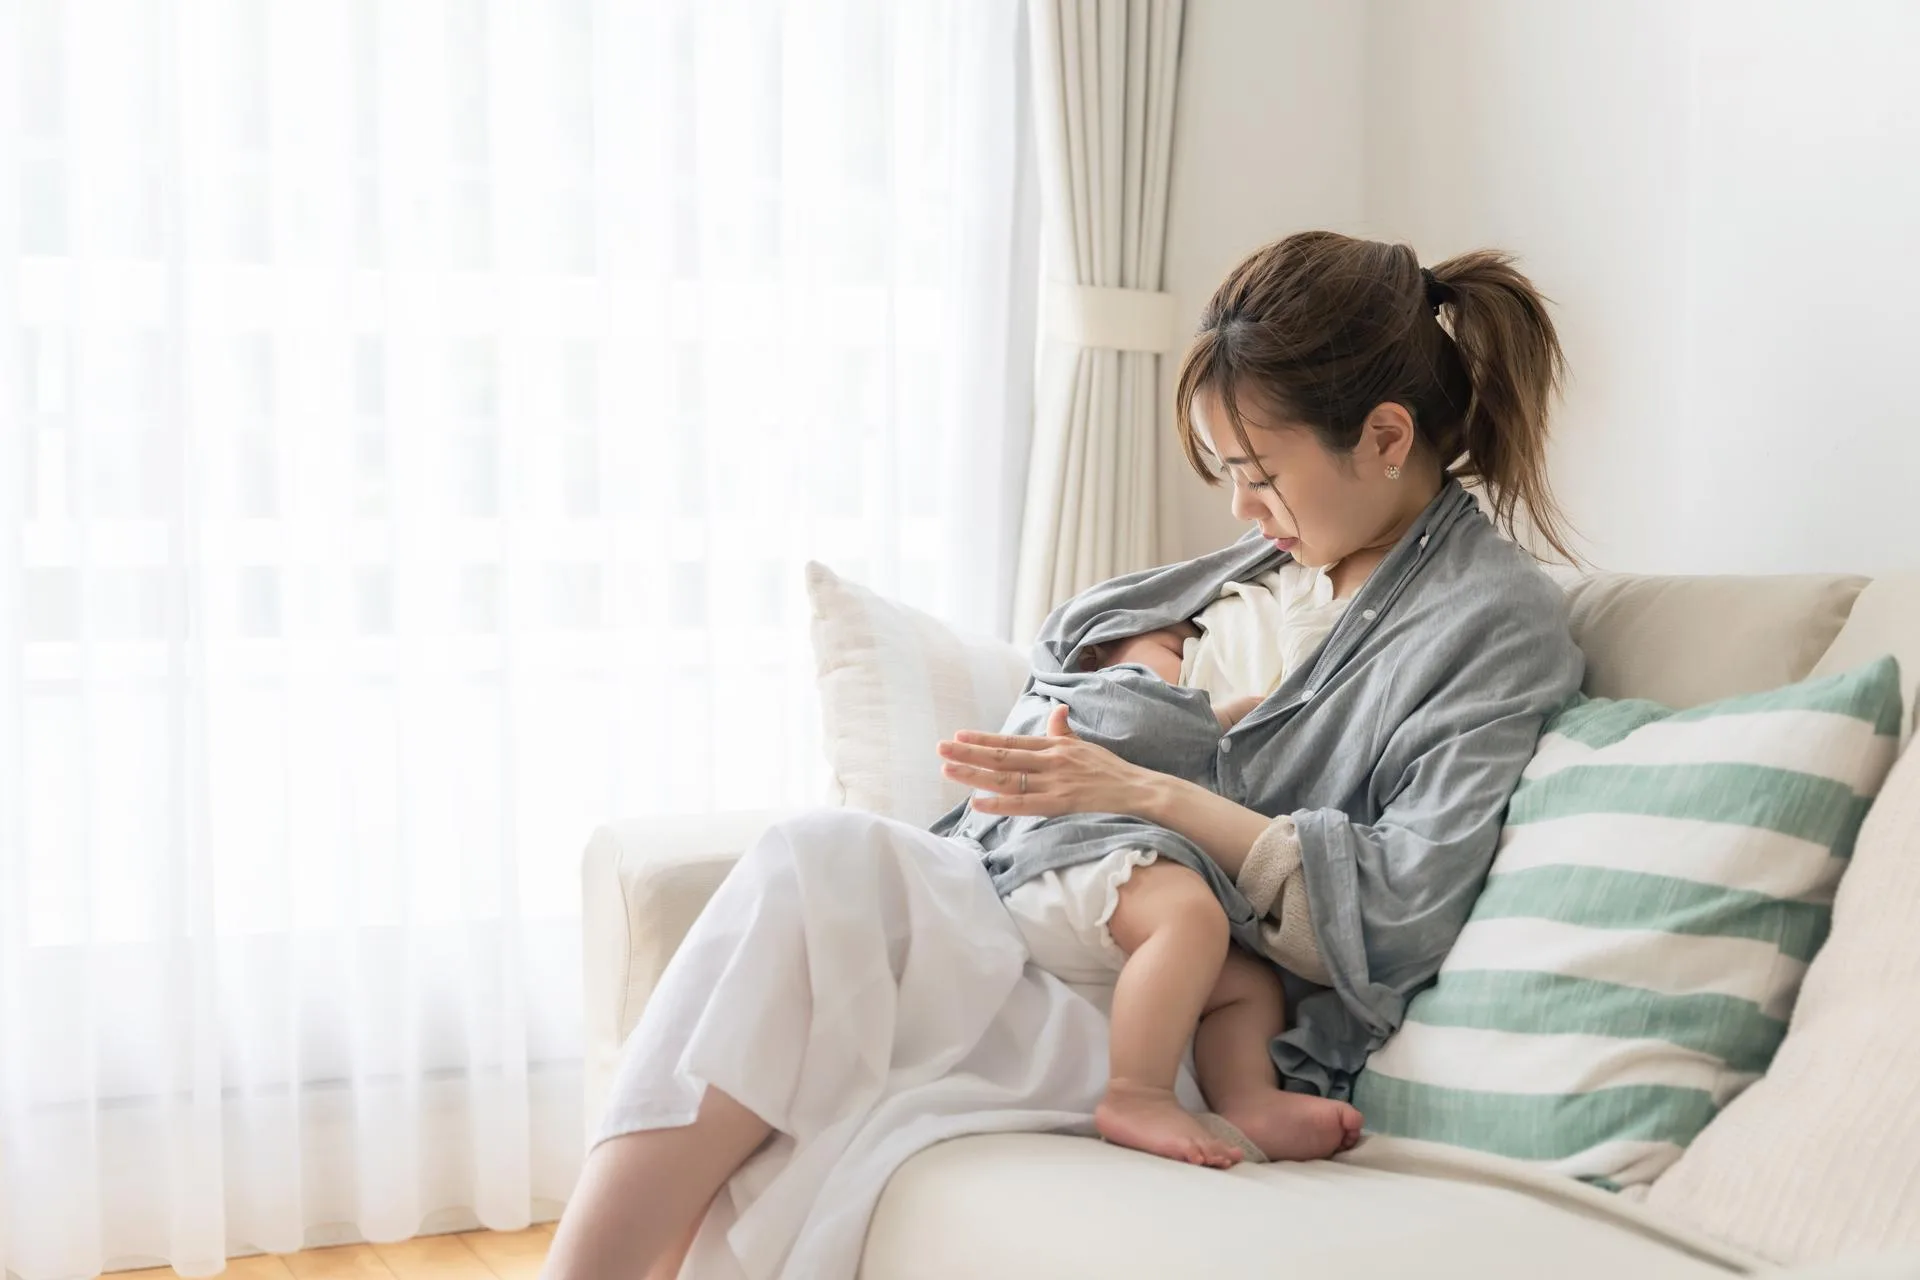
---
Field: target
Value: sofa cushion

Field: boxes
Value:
[860,1133,1752,1280]
[1354,658,1904,1191]
[1564,573,1867,709]
[1645,727,1920,1265]
[1812,573,1920,744]
[805,561,1028,825]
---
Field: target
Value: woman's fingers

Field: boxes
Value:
[937,725,1081,811]
[951,729,1055,750]
[944,766,1048,813]
[938,738,1049,769]
[939,760,1027,793]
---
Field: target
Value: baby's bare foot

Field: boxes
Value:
[1096,1079,1244,1169]
[1214,1087,1363,1162]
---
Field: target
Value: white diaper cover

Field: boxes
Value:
[1001,846,1161,994]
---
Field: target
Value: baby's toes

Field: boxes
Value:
[1200,1136,1243,1168]
[1337,1106,1364,1150]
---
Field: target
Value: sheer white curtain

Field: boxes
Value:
[0,2,1036,1277]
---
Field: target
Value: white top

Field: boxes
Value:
[1178,559,1350,700]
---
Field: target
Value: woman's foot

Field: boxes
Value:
[1214,1087,1363,1162]
[1096,1079,1243,1168]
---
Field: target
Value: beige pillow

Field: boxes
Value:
[1813,574,1920,745]
[1563,573,1866,709]
[1646,728,1920,1264]
[804,561,1030,826]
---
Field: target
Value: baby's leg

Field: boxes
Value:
[1099,860,1244,1168]
[1194,949,1363,1160]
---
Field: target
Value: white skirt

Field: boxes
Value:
[592,808,1204,1280]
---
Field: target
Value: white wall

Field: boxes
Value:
[1157,0,1367,565]
[1363,0,1695,571]
[1663,0,1920,576]
[1163,0,1920,575]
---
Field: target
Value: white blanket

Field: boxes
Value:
[592,807,1207,1280]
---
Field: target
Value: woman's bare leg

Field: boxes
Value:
[1193,949,1363,1160]
[1097,860,1242,1168]
[542,1085,772,1280]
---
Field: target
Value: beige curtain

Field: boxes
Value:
[1013,0,1187,642]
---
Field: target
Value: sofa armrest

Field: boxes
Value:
[580,807,805,1146]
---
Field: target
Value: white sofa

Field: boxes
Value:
[581,571,1920,1279]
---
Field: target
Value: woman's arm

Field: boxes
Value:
[1134,773,1269,882]
[938,704,1272,880]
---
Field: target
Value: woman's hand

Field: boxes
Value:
[936,705,1156,818]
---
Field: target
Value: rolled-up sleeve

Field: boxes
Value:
[1236,815,1331,986]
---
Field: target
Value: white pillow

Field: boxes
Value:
[804,561,1030,826]
[1646,722,1920,1265]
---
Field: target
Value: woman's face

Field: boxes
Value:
[1189,386,1417,572]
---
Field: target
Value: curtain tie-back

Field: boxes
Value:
[1040,280,1183,353]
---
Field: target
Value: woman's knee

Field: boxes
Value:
[770,806,921,860]
[759,806,888,877]
[1107,859,1228,955]
[756,806,955,907]
[771,805,869,847]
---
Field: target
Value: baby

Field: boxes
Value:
[1079,621,1263,729]
[1036,624,1355,1166]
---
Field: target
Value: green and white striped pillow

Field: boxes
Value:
[1353,656,1904,1191]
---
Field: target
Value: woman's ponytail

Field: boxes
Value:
[1428,250,1576,564]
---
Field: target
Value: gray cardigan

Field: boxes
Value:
[929,480,1583,1097]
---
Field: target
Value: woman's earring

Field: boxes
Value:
[1385,464,1402,480]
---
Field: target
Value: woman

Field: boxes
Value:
[545,232,1585,1280]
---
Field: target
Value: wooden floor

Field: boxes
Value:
[121,1226,556,1280]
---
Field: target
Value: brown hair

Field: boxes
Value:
[1173,231,1576,563]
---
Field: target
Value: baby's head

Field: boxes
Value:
[1083,624,1197,685]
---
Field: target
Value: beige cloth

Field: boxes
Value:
[1235,815,1330,984]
